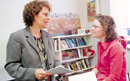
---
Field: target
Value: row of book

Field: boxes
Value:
[62,49,79,60]
[60,37,88,49]
[63,59,91,71]
[62,48,95,60]
[54,37,89,50]
[79,48,95,57]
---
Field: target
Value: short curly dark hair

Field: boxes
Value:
[95,14,118,42]
[23,0,51,26]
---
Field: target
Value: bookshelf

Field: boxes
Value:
[53,33,95,74]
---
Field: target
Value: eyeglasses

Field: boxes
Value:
[92,25,103,29]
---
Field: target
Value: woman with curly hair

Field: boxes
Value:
[5,0,60,81]
[92,14,126,81]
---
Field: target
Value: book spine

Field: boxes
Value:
[83,37,88,45]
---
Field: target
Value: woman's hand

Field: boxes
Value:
[35,69,53,80]
[92,68,99,75]
[59,73,66,76]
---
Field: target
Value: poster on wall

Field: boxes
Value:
[46,13,81,36]
[87,0,96,22]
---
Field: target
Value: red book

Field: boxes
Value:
[62,54,68,57]
[83,49,87,56]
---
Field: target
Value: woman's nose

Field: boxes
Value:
[47,16,50,20]
[91,27,94,31]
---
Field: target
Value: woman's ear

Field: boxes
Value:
[103,25,108,34]
[103,32,106,35]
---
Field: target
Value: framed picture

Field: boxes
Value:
[78,29,85,34]
[47,13,81,36]
[78,29,91,34]
[87,0,96,22]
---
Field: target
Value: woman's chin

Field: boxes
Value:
[91,35,95,38]
[41,26,47,29]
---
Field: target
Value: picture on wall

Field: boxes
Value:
[46,13,81,36]
[87,0,96,22]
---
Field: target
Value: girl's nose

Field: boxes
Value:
[91,26,94,31]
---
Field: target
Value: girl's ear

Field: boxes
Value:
[103,25,108,34]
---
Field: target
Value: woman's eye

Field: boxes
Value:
[43,13,48,16]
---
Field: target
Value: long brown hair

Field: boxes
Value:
[95,14,118,42]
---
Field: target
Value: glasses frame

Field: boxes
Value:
[92,25,103,29]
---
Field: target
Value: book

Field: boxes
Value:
[75,50,79,58]
[65,38,72,48]
[85,59,91,68]
[76,62,81,70]
[71,50,77,58]
[60,40,66,49]
[71,63,77,71]
[81,60,86,69]
[77,38,82,46]
[54,40,58,51]
[75,38,79,46]
[79,49,83,57]
[68,39,75,47]
[83,48,87,56]
[83,37,88,45]
[71,38,78,47]
[79,38,85,45]
[66,51,73,58]
[69,51,75,58]
[62,39,69,48]
[84,59,88,68]
[81,37,86,45]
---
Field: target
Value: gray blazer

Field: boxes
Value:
[5,27,60,81]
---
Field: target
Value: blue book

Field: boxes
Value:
[77,38,82,46]
[75,50,79,58]
[68,39,74,47]
[65,38,72,48]
[79,38,85,45]
[71,38,77,47]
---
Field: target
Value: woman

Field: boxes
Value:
[91,14,126,81]
[5,0,60,81]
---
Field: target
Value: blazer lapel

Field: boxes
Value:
[25,27,40,55]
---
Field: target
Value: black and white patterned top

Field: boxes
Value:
[33,36,50,81]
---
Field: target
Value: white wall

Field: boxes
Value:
[0,0,33,69]
[110,0,130,74]
[0,0,87,69]
[110,0,127,36]
[126,0,130,28]
[100,0,110,15]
